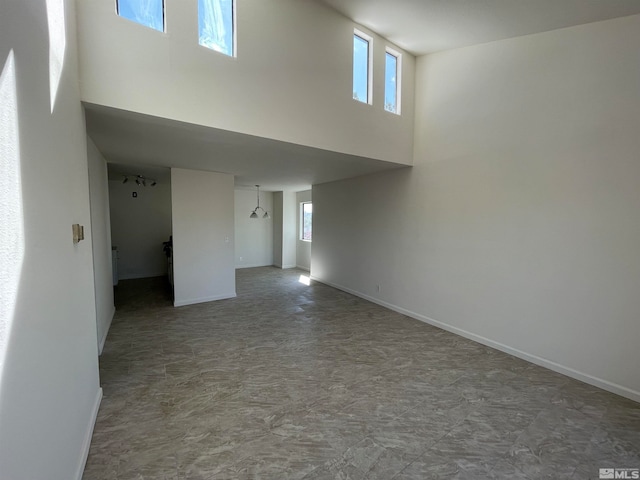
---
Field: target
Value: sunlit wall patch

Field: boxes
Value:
[46,0,66,113]
[0,50,25,395]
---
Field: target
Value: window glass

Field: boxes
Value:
[301,203,312,241]
[116,0,164,32]
[199,0,235,56]
[385,51,398,113]
[353,33,370,104]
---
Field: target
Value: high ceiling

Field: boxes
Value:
[88,3,640,190]
[318,0,640,55]
[85,104,406,192]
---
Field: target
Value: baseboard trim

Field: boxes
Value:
[174,292,236,307]
[281,264,297,269]
[75,387,102,480]
[236,263,272,269]
[98,305,115,355]
[118,272,166,280]
[296,265,310,272]
[311,276,640,404]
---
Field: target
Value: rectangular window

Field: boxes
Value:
[353,30,372,104]
[301,202,312,241]
[199,0,236,57]
[116,0,164,32]
[385,48,401,114]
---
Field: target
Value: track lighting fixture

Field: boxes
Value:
[121,174,157,187]
[249,185,270,219]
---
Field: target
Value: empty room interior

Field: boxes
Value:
[1,0,639,479]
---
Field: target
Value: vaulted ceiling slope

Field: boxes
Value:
[318,0,640,55]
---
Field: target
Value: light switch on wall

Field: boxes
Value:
[72,224,84,244]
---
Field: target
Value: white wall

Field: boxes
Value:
[86,137,114,354]
[234,189,273,268]
[313,15,640,402]
[0,1,102,478]
[272,191,297,269]
[296,190,312,271]
[76,0,415,166]
[171,168,235,306]
[282,192,298,269]
[108,178,172,280]
[272,192,284,267]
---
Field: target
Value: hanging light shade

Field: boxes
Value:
[249,185,269,219]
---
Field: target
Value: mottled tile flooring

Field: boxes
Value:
[83,267,639,480]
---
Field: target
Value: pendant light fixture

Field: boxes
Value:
[250,185,270,219]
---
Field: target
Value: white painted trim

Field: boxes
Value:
[235,263,272,269]
[75,388,102,480]
[118,272,166,280]
[98,305,115,355]
[296,265,310,272]
[273,263,297,270]
[174,292,236,307]
[311,276,640,404]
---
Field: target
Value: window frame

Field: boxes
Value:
[300,202,312,242]
[384,46,402,115]
[198,0,237,58]
[115,0,166,33]
[353,29,373,105]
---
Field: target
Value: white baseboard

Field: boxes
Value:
[118,272,166,280]
[98,305,115,356]
[274,263,297,269]
[75,387,102,480]
[296,265,310,272]
[174,292,236,307]
[236,263,272,269]
[311,276,640,404]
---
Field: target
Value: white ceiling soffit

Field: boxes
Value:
[84,103,407,192]
[318,0,640,55]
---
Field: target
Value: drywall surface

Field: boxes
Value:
[108,179,172,279]
[272,191,297,269]
[282,192,298,268]
[272,192,284,267]
[86,137,114,354]
[0,0,102,478]
[76,0,415,165]
[296,190,312,271]
[235,189,273,268]
[171,169,235,306]
[313,15,640,401]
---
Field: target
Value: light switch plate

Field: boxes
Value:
[72,224,84,244]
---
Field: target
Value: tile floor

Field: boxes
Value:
[83,267,639,479]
